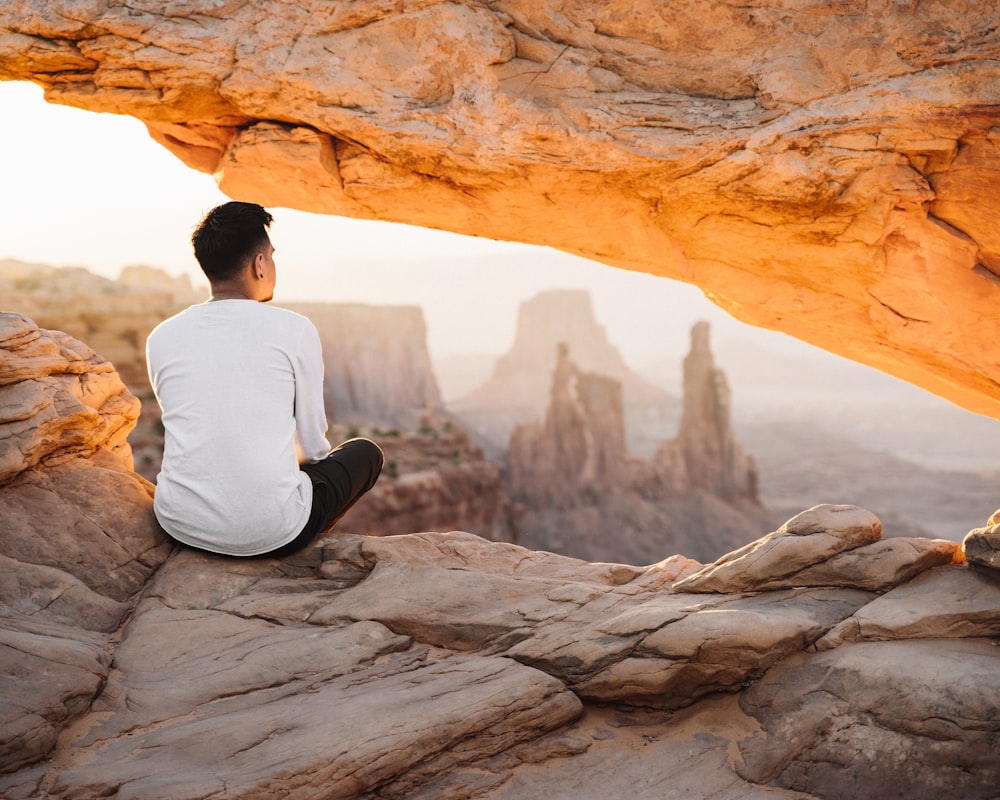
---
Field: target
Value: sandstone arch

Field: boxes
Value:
[2,1,999,418]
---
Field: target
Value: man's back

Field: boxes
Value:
[147,300,330,555]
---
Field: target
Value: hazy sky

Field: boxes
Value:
[0,80,757,366]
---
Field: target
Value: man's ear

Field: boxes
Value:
[253,252,265,279]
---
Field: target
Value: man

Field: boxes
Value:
[146,201,383,557]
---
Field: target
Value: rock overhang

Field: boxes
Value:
[2,1,1000,419]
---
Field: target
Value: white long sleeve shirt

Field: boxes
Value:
[146,300,331,555]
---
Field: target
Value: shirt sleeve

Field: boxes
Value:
[292,321,332,463]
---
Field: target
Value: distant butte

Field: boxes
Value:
[2,3,999,418]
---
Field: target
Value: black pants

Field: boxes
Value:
[264,437,384,558]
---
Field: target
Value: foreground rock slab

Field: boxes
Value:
[3,509,999,799]
[52,649,580,800]
[2,322,998,799]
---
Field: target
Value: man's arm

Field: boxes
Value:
[293,322,332,462]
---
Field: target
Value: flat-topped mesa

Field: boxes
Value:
[3,2,1000,419]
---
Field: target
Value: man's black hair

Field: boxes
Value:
[191,201,274,282]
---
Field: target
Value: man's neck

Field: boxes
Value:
[208,277,257,302]
[209,288,254,302]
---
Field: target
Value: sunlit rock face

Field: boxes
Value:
[0,312,140,481]
[0,313,173,778]
[3,2,1000,418]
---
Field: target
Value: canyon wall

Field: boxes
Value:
[2,314,998,800]
[283,302,444,431]
[2,1,999,419]
[2,261,455,470]
[508,325,773,564]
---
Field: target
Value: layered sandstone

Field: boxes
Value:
[1,318,998,799]
[508,325,773,564]
[0,315,174,777]
[2,2,999,419]
[0,312,141,481]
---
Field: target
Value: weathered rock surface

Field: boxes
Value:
[964,513,1000,572]
[0,311,141,482]
[0,314,171,782]
[2,320,998,799]
[816,564,1000,649]
[508,325,774,564]
[3,2,1000,420]
[738,639,1000,800]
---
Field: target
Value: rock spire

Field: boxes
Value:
[506,324,770,563]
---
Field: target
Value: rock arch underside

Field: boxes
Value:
[3,0,1000,419]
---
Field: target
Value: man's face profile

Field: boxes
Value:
[257,242,277,302]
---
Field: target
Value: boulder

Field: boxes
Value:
[964,521,1000,572]
[816,565,1000,649]
[0,313,139,481]
[736,536,961,594]
[674,504,883,593]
